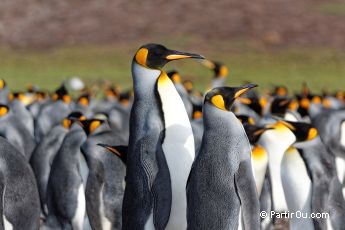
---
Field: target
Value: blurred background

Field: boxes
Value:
[1,0,345,92]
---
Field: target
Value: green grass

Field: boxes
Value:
[313,2,345,16]
[1,44,345,94]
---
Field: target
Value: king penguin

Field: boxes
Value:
[187,84,260,230]
[81,119,127,230]
[0,136,40,230]
[30,111,86,217]
[44,120,88,230]
[125,43,204,230]
[279,121,318,229]
[0,104,36,160]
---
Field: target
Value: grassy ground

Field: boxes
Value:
[1,43,345,94]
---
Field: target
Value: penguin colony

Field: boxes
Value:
[0,43,344,230]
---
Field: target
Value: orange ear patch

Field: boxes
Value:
[89,120,101,134]
[0,106,8,117]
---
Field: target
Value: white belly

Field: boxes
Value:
[158,72,195,230]
[281,148,314,230]
[340,121,345,148]
[99,184,112,230]
[72,184,86,230]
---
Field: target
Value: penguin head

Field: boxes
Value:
[183,80,194,94]
[236,114,256,125]
[192,104,203,120]
[202,60,228,79]
[52,85,71,104]
[78,118,106,136]
[266,120,318,142]
[244,124,273,145]
[167,70,182,84]
[0,79,6,90]
[270,98,292,116]
[236,96,266,116]
[0,104,9,117]
[62,111,86,129]
[134,43,204,69]
[205,83,258,111]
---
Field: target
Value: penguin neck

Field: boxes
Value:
[202,103,247,148]
[259,130,296,160]
[132,62,161,99]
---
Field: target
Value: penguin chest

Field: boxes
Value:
[281,148,312,213]
[251,146,268,196]
[157,73,195,229]
[340,121,345,148]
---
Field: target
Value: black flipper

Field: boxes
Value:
[152,132,172,230]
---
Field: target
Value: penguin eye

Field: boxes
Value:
[211,95,226,111]
[0,106,8,117]
[135,48,149,67]
[89,120,102,134]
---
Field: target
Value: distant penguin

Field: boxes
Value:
[201,60,229,88]
[187,84,260,230]
[34,85,72,142]
[0,136,40,230]
[125,44,204,229]
[81,119,127,230]
[30,111,86,217]
[44,121,88,230]
[0,104,36,160]
[279,122,318,229]
[8,92,35,136]
[0,79,9,104]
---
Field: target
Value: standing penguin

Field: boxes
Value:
[201,60,229,88]
[0,136,40,230]
[0,104,36,160]
[279,121,318,229]
[34,85,71,142]
[81,119,127,230]
[30,111,86,217]
[125,44,204,230]
[187,84,260,230]
[44,121,88,230]
[8,92,35,136]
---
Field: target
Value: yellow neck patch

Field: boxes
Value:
[157,71,171,87]
[252,145,267,160]
[300,98,310,109]
[193,111,203,119]
[90,120,101,134]
[211,95,226,111]
[0,106,8,117]
[135,48,148,67]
